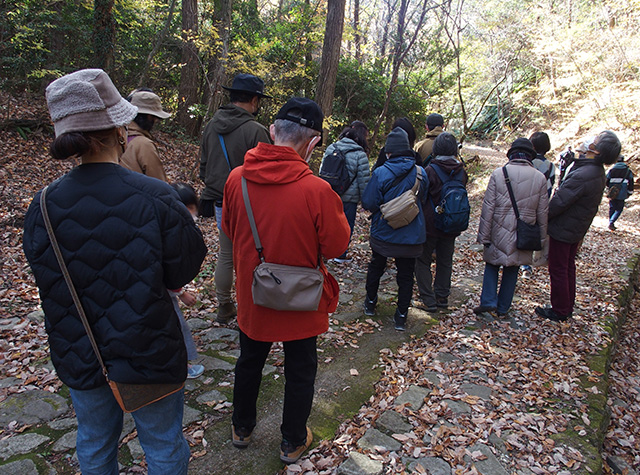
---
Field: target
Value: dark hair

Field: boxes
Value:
[133,113,156,132]
[433,132,458,157]
[391,117,416,148]
[339,120,370,155]
[229,91,258,103]
[529,131,551,155]
[172,182,199,208]
[595,130,621,165]
[50,128,117,160]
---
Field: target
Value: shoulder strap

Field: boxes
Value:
[241,177,265,262]
[219,134,232,171]
[502,166,520,219]
[39,186,110,381]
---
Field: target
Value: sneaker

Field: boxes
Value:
[187,364,204,379]
[473,305,496,315]
[522,270,532,279]
[535,306,570,322]
[413,300,437,313]
[332,256,353,264]
[232,425,253,449]
[436,298,448,309]
[216,302,237,324]
[363,296,377,316]
[393,309,407,331]
[280,427,313,464]
[609,222,616,231]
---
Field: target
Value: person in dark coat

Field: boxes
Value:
[22,69,207,474]
[606,155,634,230]
[373,117,421,170]
[535,131,621,321]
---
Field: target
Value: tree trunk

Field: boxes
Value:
[354,0,361,63]
[315,0,347,119]
[93,0,115,72]
[203,0,232,126]
[138,0,177,87]
[176,0,200,136]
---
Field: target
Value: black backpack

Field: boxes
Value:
[319,147,356,195]
[429,163,470,234]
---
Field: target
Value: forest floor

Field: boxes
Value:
[0,91,639,474]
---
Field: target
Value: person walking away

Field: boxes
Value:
[606,154,634,230]
[23,69,207,475]
[558,145,575,184]
[320,120,371,263]
[362,127,427,331]
[415,132,469,312]
[414,113,445,166]
[373,117,421,169]
[535,131,621,321]
[120,89,172,181]
[475,138,548,317]
[222,98,350,463]
[199,73,272,324]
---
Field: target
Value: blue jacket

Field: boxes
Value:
[362,155,427,245]
[322,138,370,203]
[23,163,207,390]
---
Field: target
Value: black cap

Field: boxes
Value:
[433,132,458,157]
[507,138,536,160]
[222,73,272,98]
[426,113,444,128]
[275,97,323,133]
[385,127,411,154]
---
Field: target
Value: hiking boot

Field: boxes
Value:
[436,298,448,309]
[187,364,204,379]
[363,296,377,316]
[413,300,437,313]
[216,302,237,324]
[609,222,616,231]
[473,305,496,315]
[280,427,313,464]
[231,425,253,449]
[393,309,407,331]
[535,306,570,322]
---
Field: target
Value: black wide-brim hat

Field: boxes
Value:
[222,73,272,98]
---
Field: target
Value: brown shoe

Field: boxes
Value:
[216,302,237,324]
[231,425,252,448]
[280,427,313,464]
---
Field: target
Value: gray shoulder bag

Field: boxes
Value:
[241,177,324,312]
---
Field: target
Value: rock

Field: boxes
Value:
[460,383,493,401]
[422,371,441,386]
[0,390,69,427]
[395,385,430,410]
[52,430,77,452]
[205,342,228,351]
[444,399,471,414]
[468,371,489,382]
[0,317,20,330]
[356,428,401,452]
[0,378,20,389]
[403,456,452,474]
[489,432,507,455]
[187,318,210,331]
[196,390,227,405]
[26,310,45,322]
[120,413,135,441]
[262,364,276,376]
[219,350,241,359]
[435,352,459,363]
[337,451,383,475]
[0,433,50,460]
[183,406,202,426]
[48,417,77,430]
[128,437,144,460]
[199,355,234,372]
[0,458,39,474]
[607,456,638,475]
[375,410,412,435]
[184,379,201,391]
[201,328,239,344]
[464,443,509,475]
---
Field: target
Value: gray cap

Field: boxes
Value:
[46,69,138,137]
[385,127,411,154]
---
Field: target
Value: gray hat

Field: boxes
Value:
[129,91,171,119]
[46,69,138,137]
[385,127,411,154]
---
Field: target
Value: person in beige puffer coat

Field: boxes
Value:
[474,138,549,316]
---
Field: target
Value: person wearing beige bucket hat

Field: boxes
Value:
[120,89,172,181]
[22,69,206,474]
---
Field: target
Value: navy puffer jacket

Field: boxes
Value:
[23,163,207,390]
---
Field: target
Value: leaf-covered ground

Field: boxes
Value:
[1,90,639,474]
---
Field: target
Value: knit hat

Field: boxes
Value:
[426,113,444,128]
[275,97,323,133]
[507,138,536,160]
[129,91,171,119]
[46,69,138,137]
[433,132,458,157]
[222,73,272,98]
[385,127,411,154]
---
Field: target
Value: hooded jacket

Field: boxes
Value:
[477,159,548,267]
[548,158,606,243]
[23,163,207,390]
[199,104,271,202]
[322,138,371,203]
[531,153,556,197]
[222,142,350,342]
[606,162,634,199]
[424,156,468,238]
[119,122,167,182]
[414,126,444,163]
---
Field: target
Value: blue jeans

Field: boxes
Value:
[338,201,357,259]
[479,263,519,314]
[70,385,190,475]
[609,199,625,224]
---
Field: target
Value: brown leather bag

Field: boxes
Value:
[379,166,423,229]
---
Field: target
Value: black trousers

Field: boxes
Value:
[232,330,317,445]
[365,250,416,315]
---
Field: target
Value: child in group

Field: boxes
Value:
[171,182,205,379]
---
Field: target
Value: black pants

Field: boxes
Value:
[365,250,415,315]
[232,331,317,445]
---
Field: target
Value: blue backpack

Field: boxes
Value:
[319,147,356,195]
[429,163,470,234]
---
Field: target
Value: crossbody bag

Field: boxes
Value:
[502,166,542,251]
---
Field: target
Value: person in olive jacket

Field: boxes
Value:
[535,131,621,321]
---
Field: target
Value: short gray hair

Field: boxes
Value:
[273,118,316,145]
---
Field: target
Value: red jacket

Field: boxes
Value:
[223,142,350,342]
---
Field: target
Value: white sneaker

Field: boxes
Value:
[332,256,352,263]
[187,364,204,379]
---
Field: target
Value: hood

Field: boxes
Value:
[330,137,363,154]
[384,155,417,178]
[210,104,259,134]
[127,121,152,139]
[425,126,444,139]
[242,142,313,185]
[432,156,464,174]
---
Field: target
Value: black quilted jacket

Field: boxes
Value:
[23,163,207,390]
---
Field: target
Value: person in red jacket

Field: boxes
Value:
[222,97,350,464]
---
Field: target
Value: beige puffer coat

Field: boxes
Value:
[477,159,549,267]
